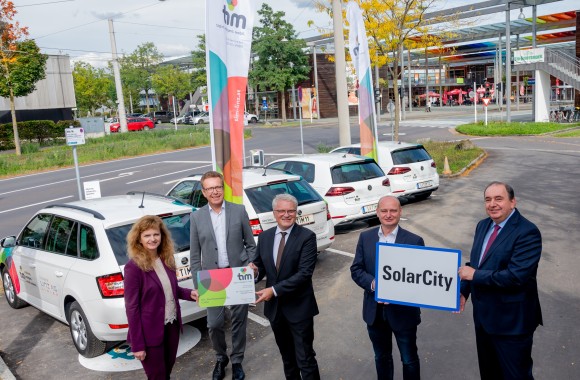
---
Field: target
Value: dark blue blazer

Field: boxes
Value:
[254,223,319,324]
[460,209,543,335]
[351,226,424,330]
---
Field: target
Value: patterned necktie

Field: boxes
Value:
[276,232,287,272]
[481,225,501,263]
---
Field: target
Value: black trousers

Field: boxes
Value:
[270,315,320,380]
[475,326,535,380]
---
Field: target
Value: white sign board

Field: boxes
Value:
[65,127,85,146]
[83,181,101,200]
[514,48,545,65]
[375,243,461,311]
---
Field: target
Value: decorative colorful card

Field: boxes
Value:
[197,266,256,307]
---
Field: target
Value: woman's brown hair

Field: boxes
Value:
[126,215,176,271]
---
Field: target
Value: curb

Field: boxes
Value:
[442,152,488,178]
[0,353,16,380]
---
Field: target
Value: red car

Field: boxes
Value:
[109,117,154,133]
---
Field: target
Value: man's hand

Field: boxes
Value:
[255,287,274,303]
[191,289,199,302]
[133,350,146,361]
[458,265,475,281]
[248,262,258,277]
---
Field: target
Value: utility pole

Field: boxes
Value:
[332,0,351,146]
[108,19,128,133]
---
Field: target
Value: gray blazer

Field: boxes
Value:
[190,201,257,289]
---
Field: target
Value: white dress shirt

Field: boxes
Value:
[209,202,229,268]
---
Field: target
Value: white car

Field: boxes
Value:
[166,167,334,252]
[330,141,439,199]
[0,193,205,358]
[268,154,391,226]
[190,111,210,125]
[245,112,259,124]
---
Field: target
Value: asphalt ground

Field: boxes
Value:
[1,106,580,379]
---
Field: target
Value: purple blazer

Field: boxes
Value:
[124,259,192,352]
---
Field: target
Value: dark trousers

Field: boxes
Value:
[141,321,181,380]
[207,303,248,363]
[270,315,320,380]
[367,311,420,380]
[475,326,535,380]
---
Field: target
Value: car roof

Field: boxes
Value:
[332,141,422,152]
[43,194,193,229]
[183,168,303,188]
[271,153,374,166]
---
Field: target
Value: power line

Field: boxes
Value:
[115,21,203,32]
[16,0,74,8]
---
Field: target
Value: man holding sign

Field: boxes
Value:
[190,171,256,380]
[351,196,424,380]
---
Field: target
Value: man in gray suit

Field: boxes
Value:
[190,171,256,380]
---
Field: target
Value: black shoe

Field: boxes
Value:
[232,363,245,380]
[212,358,229,380]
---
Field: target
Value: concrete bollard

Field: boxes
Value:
[443,156,452,175]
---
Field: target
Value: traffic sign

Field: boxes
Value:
[65,127,85,146]
[482,98,491,107]
[527,78,535,85]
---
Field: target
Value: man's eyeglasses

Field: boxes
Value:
[274,209,297,215]
[203,185,224,193]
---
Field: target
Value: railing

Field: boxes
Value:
[545,48,580,79]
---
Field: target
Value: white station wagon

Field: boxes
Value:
[0,193,205,358]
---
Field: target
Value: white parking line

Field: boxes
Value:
[126,164,213,184]
[248,312,270,327]
[326,248,355,258]
[0,196,74,214]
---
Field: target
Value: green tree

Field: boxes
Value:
[151,64,192,112]
[72,61,112,116]
[119,42,163,114]
[0,0,47,155]
[190,34,206,90]
[249,3,309,122]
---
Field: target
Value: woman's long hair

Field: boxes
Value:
[126,215,176,271]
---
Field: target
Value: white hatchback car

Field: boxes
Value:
[330,141,439,199]
[268,154,391,226]
[166,167,334,252]
[0,193,205,358]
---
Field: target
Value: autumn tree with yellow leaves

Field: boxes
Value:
[0,0,47,155]
[314,0,464,140]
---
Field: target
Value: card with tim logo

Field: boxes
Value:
[197,266,256,307]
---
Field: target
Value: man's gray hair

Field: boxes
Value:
[272,193,298,210]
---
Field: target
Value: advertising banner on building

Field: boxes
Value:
[514,48,545,65]
[206,0,257,204]
[346,1,378,161]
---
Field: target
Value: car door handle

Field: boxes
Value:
[29,264,36,269]
[55,271,64,277]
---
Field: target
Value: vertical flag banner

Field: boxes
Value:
[346,1,378,161]
[206,0,257,204]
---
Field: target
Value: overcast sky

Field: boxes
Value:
[13,0,579,68]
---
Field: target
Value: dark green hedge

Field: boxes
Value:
[0,120,80,150]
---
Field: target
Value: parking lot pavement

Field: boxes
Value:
[2,129,580,379]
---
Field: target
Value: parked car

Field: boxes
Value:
[268,154,391,226]
[330,141,439,199]
[145,111,174,124]
[166,167,334,252]
[190,111,210,125]
[171,111,197,124]
[0,193,205,358]
[109,117,154,133]
[245,112,259,124]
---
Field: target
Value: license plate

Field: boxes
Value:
[362,203,377,214]
[417,180,433,189]
[176,265,191,281]
[296,214,315,226]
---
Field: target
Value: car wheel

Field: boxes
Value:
[68,301,107,358]
[2,267,27,309]
[251,117,258,123]
[415,191,432,200]
[144,126,150,131]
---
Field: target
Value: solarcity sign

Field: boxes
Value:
[514,47,545,65]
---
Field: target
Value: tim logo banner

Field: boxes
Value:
[206,0,257,204]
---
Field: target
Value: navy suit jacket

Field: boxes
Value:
[460,208,543,335]
[351,226,424,331]
[124,259,192,352]
[254,223,319,324]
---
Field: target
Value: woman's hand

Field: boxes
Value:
[133,350,146,361]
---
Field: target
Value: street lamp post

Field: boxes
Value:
[108,19,128,133]
[289,62,304,154]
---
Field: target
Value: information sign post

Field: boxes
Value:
[482,98,491,126]
[65,127,86,200]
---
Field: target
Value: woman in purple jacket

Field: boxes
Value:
[124,215,195,379]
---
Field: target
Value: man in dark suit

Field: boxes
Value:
[251,193,320,380]
[459,181,542,380]
[351,195,423,380]
[190,171,256,380]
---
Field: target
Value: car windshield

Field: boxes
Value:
[245,179,323,214]
[391,147,432,165]
[105,213,191,266]
[330,161,384,184]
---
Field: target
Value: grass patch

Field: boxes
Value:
[456,121,579,136]
[422,140,484,175]
[0,127,252,177]
[553,129,580,137]
[316,143,334,153]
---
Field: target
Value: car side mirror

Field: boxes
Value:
[1,236,16,248]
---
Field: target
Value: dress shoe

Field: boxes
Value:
[212,358,229,380]
[232,363,245,380]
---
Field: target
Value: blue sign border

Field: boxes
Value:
[374,242,461,312]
